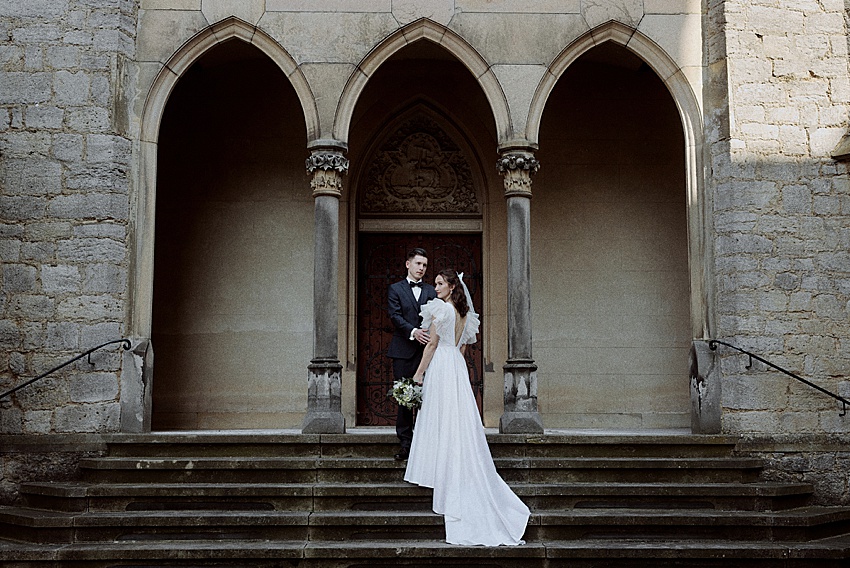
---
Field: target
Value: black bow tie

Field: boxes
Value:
[409,281,422,288]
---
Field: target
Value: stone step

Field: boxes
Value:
[78,456,764,484]
[4,506,850,545]
[1,537,849,568]
[1,432,848,566]
[20,481,813,513]
[98,432,741,459]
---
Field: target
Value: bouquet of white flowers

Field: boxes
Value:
[388,377,423,410]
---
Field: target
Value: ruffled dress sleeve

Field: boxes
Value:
[459,310,480,345]
[419,298,447,331]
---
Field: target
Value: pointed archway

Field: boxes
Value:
[150,39,311,429]
[533,41,692,430]
[342,38,507,427]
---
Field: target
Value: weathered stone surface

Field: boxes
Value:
[80,322,122,346]
[0,71,51,103]
[581,0,643,28]
[56,238,125,262]
[53,401,120,432]
[0,320,22,349]
[68,372,119,403]
[52,133,84,162]
[46,321,80,350]
[8,295,54,319]
[25,105,64,129]
[0,0,70,18]
[2,264,37,293]
[48,195,129,220]
[67,106,110,131]
[54,70,90,105]
[25,222,72,241]
[73,223,126,238]
[20,241,56,262]
[56,295,123,321]
[40,265,81,294]
[83,263,126,293]
[0,197,46,221]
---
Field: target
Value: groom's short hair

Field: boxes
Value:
[407,247,427,260]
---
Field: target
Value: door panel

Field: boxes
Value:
[357,233,483,426]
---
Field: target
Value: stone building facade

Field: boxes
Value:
[0,0,849,498]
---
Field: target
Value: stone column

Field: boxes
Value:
[301,148,348,434]
[497,151,544,434]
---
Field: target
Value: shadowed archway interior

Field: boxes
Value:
[534,43,691,429]
[152,40,311,430]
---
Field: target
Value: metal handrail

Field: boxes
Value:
[708,339,848,417]
[0,338,131,401]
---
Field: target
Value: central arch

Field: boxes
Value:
[342,38,506,427]
[334,18,510,146]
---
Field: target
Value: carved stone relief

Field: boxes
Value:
[360,115,480,215]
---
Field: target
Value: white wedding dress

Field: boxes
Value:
[404,298,530,546]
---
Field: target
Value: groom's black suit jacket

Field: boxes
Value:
[387,279,437,362]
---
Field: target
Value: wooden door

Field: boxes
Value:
[357,233,483,426]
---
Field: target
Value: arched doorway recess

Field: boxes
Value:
[533,42,692,429]
[344,40,505,426]
[151,39,311,429]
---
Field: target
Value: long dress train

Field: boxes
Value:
[404,298,530,546]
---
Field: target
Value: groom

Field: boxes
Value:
[387,247,436,460]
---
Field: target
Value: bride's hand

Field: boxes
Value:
[413,374,424,385]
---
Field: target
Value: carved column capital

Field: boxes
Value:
[497,151,539,198]
[306,150,349,198]
[306,150,350,173]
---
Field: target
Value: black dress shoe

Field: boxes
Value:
[394,447,410,461]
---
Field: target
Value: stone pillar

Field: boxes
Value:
[690,340,721,434]
[301,148,348,434]
[120,338,154,433]
[497,151,544,434]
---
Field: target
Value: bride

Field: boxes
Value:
[404,268,530,546]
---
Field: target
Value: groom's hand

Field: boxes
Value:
[413,328,429,344]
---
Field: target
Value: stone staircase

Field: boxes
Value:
[1,431,850,566]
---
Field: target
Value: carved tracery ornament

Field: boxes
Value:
[360,115,480,215]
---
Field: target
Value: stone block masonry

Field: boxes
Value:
[708,1,850,435]
[0,0,138,434]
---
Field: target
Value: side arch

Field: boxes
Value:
[131,17,318,337]
[334,18,511,145]
[140,16,318,143]
[527,21,712,340]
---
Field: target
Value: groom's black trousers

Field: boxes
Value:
[393,354,421,449]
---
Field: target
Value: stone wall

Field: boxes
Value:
[0,0,137,433]
[738,434,850,505]
[707,0,850,434]
[0,434,106,505]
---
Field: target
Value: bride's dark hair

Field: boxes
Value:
[438,269,469,318]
